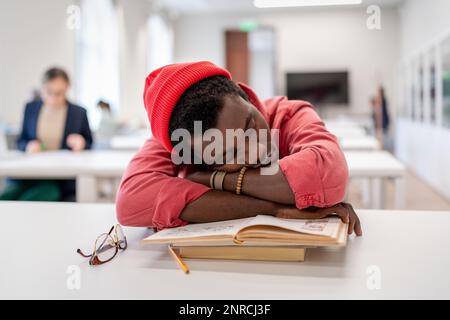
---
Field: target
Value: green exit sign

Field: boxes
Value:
[239,21,259,32]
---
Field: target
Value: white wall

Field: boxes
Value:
[0,0,156,130]
[396,0,450,201]
[117,0,152,128]
[0,0,76,128]
[396,119,450,201]
[399,0,450,56]
[0,2,404,130]
[173,8,400,117]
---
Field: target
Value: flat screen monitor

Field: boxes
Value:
[286,72,349,105]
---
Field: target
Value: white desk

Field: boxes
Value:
[0,150,405,208]
[339,136,380,151]
[325,117,373,130]
[327,126,367,138]
[112,130,373,151]
[345,151,406,209]
[1,201,449,299]
[325,118,373,133]
[110,135,148,151]
[0,151,134,203]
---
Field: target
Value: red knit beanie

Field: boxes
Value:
[143,61,232,152]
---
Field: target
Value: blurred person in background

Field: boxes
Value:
[371,85,391,149]
[0,67,93,201]
[95,99,121,149]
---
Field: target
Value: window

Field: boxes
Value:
[418,56,425,122]
[403,63,411,120]
[442,36,450,128]
[429,48,437,124]
[409,61,416,121]
[400,64,409,119]
[75,0,120,130]
[147,15,174,73]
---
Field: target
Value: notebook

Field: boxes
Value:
[142,215,347,261]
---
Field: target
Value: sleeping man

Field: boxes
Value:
[116,61,362,236]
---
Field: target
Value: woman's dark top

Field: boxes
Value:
[16,100,93,199]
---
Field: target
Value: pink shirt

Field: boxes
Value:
[116,91,348,230]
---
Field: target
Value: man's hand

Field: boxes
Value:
[66,134,86,152]
[26,140,41,153]
[275,202,362,236]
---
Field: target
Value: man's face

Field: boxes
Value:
[195,95,272,172]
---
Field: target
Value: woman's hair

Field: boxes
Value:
[42,67,70,85]
[97,100,112,112]
[169,76,248,144]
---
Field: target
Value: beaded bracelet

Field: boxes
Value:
[235,166,248,195]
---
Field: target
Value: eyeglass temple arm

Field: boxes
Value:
[108,225,115,235]
[76,248,92,258]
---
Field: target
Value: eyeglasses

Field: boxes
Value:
[77,224,127,265]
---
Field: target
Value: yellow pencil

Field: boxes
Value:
[168,245,189,274]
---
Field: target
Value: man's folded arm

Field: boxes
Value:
[115,139,282,229]
[116,139,210,229]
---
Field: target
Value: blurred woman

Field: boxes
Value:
[372,85,390,147]
[0,67,93,201]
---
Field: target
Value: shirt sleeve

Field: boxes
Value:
[278,106,348,209]
[16,103,32,151]
[80,108,93,150]
[116,138,210,230]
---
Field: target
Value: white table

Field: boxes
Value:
[110,135,149,150]
[329,126,367,138]
[0,150,405,208]
[0,151,134,203]
[345,151,406,209]
[1,201,449,299]
[111,128,372,151]
[110,127,375,152]
[339,136,380,151]
[324,117,373,127]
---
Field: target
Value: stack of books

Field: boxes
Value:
[142,215,347,264]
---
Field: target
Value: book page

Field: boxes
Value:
[142,217,255,242]
[246,215,343,238]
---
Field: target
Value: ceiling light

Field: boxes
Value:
[254,0,363,8]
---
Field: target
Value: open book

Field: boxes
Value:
[142,215,347,247]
